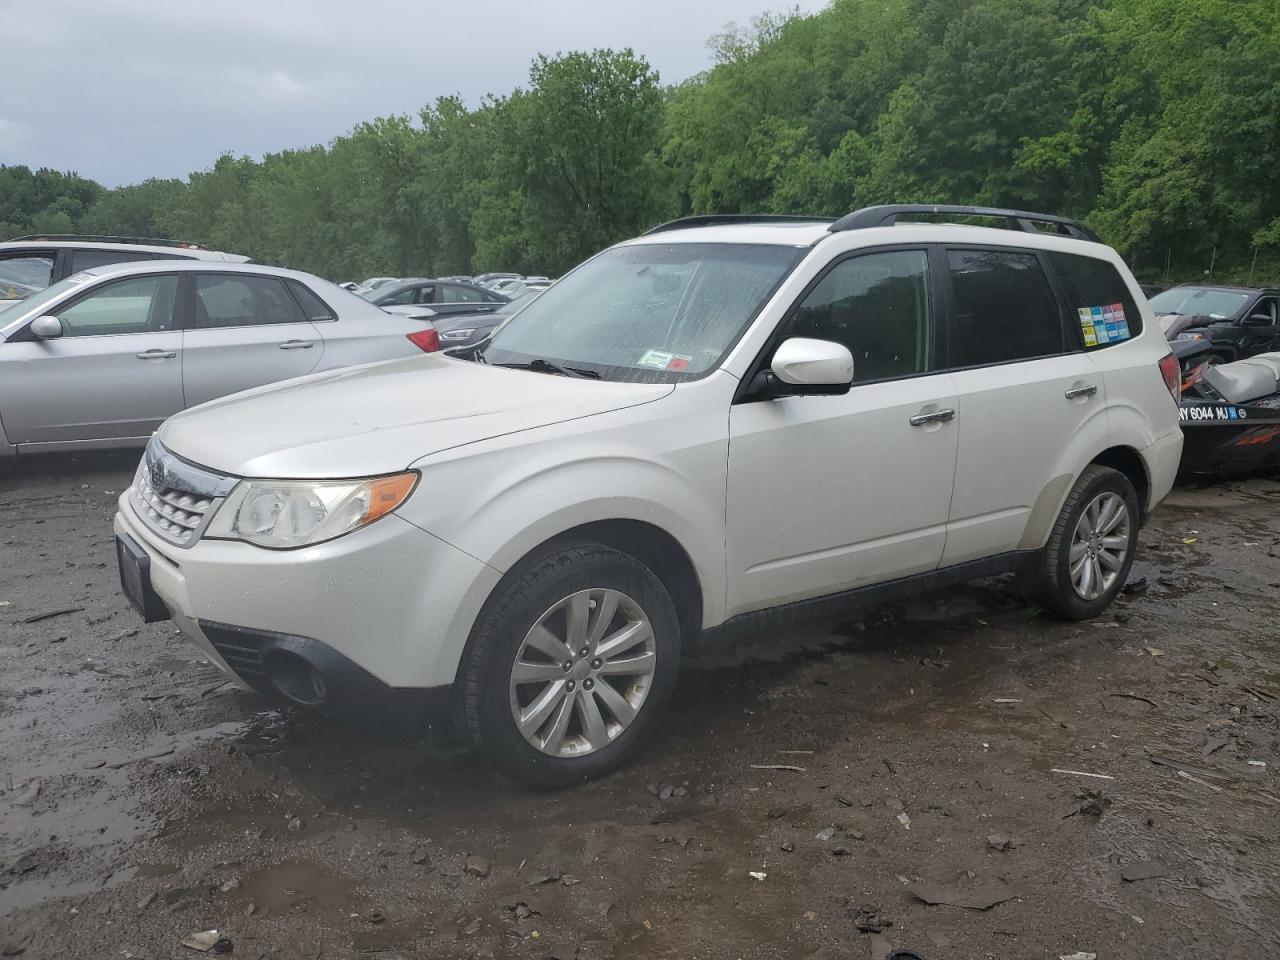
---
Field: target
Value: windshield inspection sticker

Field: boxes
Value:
[637,349,692,371]
[1078,303,1130,346]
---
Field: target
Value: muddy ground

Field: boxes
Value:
[1,450,1278,960]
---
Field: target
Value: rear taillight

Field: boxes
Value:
[407,328,440,353]
[1158,352,1181,402]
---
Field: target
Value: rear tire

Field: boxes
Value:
[1019,465,1139,620]
[457,542,681,788]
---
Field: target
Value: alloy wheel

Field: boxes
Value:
[1069,491,1131,601]
[508,588,657,758]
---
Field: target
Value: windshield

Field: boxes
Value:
[1149,287,1249,319]
[481,242,803,382]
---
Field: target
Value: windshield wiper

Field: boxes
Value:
[498,359,600,379]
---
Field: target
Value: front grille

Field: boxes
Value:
[133,474,213,544]
[128,438,239,548]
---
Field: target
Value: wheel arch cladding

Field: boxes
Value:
[518,520,704,656]
[1090,445,1150,517]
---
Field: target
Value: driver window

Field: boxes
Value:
[56,275,178,337]
[1253,299,1279,323]
[787,250,933,382]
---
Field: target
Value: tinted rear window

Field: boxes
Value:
[946,249,1064,367]
[1047,251,1142,349]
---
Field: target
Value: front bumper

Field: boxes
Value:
[114,492,502,691]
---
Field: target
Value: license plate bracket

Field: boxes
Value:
[116,533,171,623]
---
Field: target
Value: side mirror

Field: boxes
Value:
[1245,313,1273,326]
[29,315,63,339]
[769,337,854,395]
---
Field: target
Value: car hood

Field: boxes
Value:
[157,354,673,478]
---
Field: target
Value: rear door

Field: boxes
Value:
[181,272,324,408]
[0,273,182,443]
[940,246,1106,565]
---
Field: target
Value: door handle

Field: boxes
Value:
[136,349,176,360]
[1065,383,1098,399]
[909,408,956,427]
[278,340,315,350]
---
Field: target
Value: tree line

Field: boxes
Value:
[4,0,1277,285]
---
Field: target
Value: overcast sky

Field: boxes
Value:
[3,0,827,188]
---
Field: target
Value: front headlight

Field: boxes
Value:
[1177,332,1207,341]
[204,472,418,549]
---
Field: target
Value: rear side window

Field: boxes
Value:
[70,249,189,272]
[440,284,486,303]
[946,249,1063,367]
[195,274,308,328]
[287,280,336,321]
[1047,251,1142,349]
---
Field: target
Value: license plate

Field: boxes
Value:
[116,533,171,623]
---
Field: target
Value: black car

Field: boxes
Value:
[1152,284,1280,364]
[363,279,508,317]
[436,290,543,352]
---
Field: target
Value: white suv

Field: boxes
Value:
[0,234,249,307]
[113,205,1183,786]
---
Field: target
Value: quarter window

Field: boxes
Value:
[55,275,178,337]
[0,253,54,299]
[287,281,336,321]
[787,250,933,382]
[946,249,1063,366]
[195,275,308,328]
[1046,251,1143,349]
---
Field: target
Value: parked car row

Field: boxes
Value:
[107,204,1183,787]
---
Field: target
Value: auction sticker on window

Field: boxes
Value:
[637,349,692,371]
[1077,303,1130,346]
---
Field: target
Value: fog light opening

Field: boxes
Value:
[264,650,328,706]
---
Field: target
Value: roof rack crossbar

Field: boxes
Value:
[7,233,208,250]
[644,214,836,236]
[827,205,1099,242]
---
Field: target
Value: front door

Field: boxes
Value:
[726,248,959,618]
[0,273,183,443]
[181,272,324,408]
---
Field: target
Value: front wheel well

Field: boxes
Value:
[1090,446,1150,519]
[536,520,704,654]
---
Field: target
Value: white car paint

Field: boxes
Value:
[114,219,1182,700]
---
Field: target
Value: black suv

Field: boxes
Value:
[1152,284,1280,365]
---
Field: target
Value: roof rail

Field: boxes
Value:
[7,233,208,250]
[828,205,1099,242]
[644,214,836,236]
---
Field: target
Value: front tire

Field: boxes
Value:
[1019,465,1139,620]
[457,542,681,787]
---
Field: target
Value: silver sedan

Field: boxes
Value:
[0,261,440,456]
